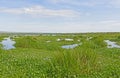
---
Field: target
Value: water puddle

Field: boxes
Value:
[86,37,93,40]
[0,37,16,50]
[104,40,120,48]
[65,38,74,41]
[62,43,82,49]
[57,38,61,41]
[57,38,74,41]
[46,41,51,43]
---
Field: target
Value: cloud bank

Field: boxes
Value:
[49,0,120,7]
[0,5,79,17]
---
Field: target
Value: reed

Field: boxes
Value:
[0,33,120,78]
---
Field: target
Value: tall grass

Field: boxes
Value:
[45,49,98,77]
[0,33,120,78]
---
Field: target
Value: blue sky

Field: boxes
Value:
[0,0,120,33]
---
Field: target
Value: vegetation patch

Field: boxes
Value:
[0,33,120,78]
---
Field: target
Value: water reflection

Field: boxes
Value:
[62,43,82,49]
[65,38,74,41]
[104,40,120,48]
[0,37,16,50]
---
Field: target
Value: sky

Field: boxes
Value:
[0,0,120,33]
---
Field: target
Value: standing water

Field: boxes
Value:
[0,37,16,50]
[62,43,82,49]
[104,40,120,48]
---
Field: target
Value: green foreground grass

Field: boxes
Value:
[0,33,120,78]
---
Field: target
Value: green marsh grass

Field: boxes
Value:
[0,33,120,78]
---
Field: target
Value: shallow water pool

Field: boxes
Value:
[62,43,82,49]
[104,40,120,48]
[0,37,16,50]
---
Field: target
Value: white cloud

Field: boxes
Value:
[1,20,120,33]
[109,0,120,8]
[49,0,120,8]
[48,0,66,3]
[89,20,120,32]
[0,5,79,17]
[49,0,97,6]
[98,20,119,24]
